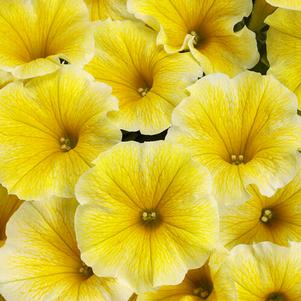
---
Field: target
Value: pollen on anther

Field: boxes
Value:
[138,87,149,97]
[231,154,244,165]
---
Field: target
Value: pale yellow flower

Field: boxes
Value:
[0,67,120,201]
[137,248,235,301]
[84,0,133,20]
[266,0,301,10]
[0,0,93,79]
[0,198,132,301]
[266,8,301,109]
[221,167,301,248]
[75,141,219,293]
[167,72,301,205]
[128,0,259,76]
[85,19,202,135]
[223,242,301,300]
[0,185,22,248]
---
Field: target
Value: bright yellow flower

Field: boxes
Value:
[266,9,301,109]
[137,248,235,301]
[128,0,259,76]
[0,0,93,79]
[167,72,301,205]
[0,198,132,301]
[224,242,301,300]
[0,67,120,201]
[84,0,133,20]
[266,0,301,10]
[75,141,219,293]
[85,19,202,135]
[0,185,22,248]
[221,167,301,248]
[0,71,14,90]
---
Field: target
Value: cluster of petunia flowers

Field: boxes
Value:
[1,0,301,301]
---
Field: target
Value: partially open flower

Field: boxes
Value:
[266,0,301,10]
[0,198,132,301]
[221,167,301,248]
[128,0,259,75]
[0,185,22,248]
[167,72,301,205]
[75,141,219,293]
[0,0,94,79]
[85,19,202,135]
[266,9,301,109]
[137,248,235,301]
[223,242,301,301]
[0,67,121,201]
[84,0,133,20]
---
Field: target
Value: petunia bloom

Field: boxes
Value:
[221,167,301,248]
[84,0,133,20]
[0,198,132,301]
[128,0,259,76]
[266,0,301,10]
[167,72,301,205]
[0,185,22,248]
[85,19,202,135]
[0,0,94,79]
[223,242,301,300]
[75,141,219,293]
[136,248,235,301]
[0,67,121,201]
[266,8,301,109]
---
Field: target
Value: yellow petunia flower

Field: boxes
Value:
[224,242,301,300]
[128,0,259,76]
[85,19,202,135]
[75,141,219,293]
[0,198,132,301]
[221,167,301,248]
[0,0,94,79]
[266,0,301,10]
[266,9,301,109]
[0,185,22,248]
[0,67,121,201]
[137,248,235,301]
[167,72,301,205]
[84,0,133,20]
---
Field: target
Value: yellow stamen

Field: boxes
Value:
[60,137,73,152]
[142,211,157,222]
[79,262,93,278]
[231,154,244,165]
[138,87,149,97]
[193,287,210,299]
[261,209,273,224]
[190,31,200,46]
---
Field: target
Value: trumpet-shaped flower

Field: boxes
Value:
[221,167,301,248]
[167,72,301,205]
[75,141,219,293]
[85,20,202,135]
[0,198,132,301]
[0,67,121,201]
[84,0,133,20]
[266,9,301,109]
[128,0,259,76]
[0,185,22,248]
[0,0,93,79]
[223,242,301,300]
[266,0,301,10]
[137,248,235,301]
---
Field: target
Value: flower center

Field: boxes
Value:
[79,262,93,279]
[231,154,244,165]
[266,292,286,301]
[193,286,211,299]
[142,211,157,222]
[261,208,273,224]
[190,31,201,46]
[138,87,150,97]
[59,136,76,152]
